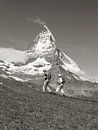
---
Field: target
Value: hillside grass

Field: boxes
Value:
[0,79,98,130]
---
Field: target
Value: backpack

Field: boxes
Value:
[47,72,51,80]
[44,72,51,80]
[62,77,65,84]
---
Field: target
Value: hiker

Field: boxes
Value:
[43,70,51,92]
[56,74,65,95]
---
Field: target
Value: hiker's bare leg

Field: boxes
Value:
[43,85,46,92]
[47,86,51,92]
[56,84,61,93]
[61,88,64,94]
[43,81,47,92]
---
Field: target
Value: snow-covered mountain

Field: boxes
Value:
[0,25,89,82]
[1,25,98,98]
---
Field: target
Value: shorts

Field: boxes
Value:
[44,79,49,86]
[58,83,64,89]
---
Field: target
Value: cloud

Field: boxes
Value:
[26,17,46,26]
[0,47,28,64]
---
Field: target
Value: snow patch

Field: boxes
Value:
[33,57,50,66]
[7,57,52,75]
[0,47,28,64]
[0,74,8,79]
[61,52,89,81]
[9,76,24,82]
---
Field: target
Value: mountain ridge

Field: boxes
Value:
[0,25,89,81]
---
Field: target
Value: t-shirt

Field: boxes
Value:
[57,77,65,84]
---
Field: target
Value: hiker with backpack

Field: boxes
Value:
[43,70,51,93]
[56,74,65,95]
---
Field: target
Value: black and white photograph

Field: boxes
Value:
[0,0,98,129]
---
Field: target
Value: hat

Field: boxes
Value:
[58,74,61,77]
[43,70,47,73]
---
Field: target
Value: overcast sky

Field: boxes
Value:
[0,0,98,82]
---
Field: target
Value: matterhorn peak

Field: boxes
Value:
[42,25,55,42]
[37,25,56,45]
[27,25,56,55]
[26,26,89,81]
[43,25,50,32]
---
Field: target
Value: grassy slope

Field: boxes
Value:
[0,79,98,130]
